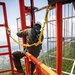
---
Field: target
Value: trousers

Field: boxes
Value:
[12,50,35,74]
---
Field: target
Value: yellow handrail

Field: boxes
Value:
[25,52,58,75]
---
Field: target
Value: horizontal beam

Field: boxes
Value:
[16,5,55,20]
[0,52,9,56]
[50,67,75,75]
[0,2,5,5]
[49,55,75,61]
[48,16,75,23]
[46,40,75,42]
[0,69,11,73]
[0,24,5,27]
[0,45,8,48]
[45,37,75,39]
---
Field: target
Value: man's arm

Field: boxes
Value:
[17,29,28,37]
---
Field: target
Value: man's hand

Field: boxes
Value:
[7,28,11,36]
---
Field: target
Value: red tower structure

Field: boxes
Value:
[0,2,14,75]
[0,0,58,75]
[1,0,74,75]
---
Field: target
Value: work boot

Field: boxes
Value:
[14,67,24,73]
[31,73,34,75]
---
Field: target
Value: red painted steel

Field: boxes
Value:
[0,2,4,5]
[0,45,8,48]
[0,52,9,56]
[0,24,5,26]
[0,0,63,75]
[0,3,14,75]
[56,2,62,75]
[26,52,58,75]
[19,0,26,48]
[30,0,35,27]
[36,66,42,75]
[19,0,26,30]
[0,70,12,73]
[24,6,31,14]
[25,57,30,75]
[19,0,31,74]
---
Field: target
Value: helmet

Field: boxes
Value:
[34,22,41,29]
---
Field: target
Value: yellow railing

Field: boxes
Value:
[25,52,58,75]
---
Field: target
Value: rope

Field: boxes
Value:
[6,5,50,47]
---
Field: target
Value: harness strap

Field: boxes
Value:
[6,5,50,47]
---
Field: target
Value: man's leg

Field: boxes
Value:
[31,62,35,75]
[12,50,25,71]
[29,48,41,75]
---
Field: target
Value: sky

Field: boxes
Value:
[0,0,48,52]
[1,0,75,42]
[0,0,48,42]
[0,0,75,51]
[0,0,47,25]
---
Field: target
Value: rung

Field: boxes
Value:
[0,52,9,56]
[0,45,8,48]
[0,69,25,74]
[0,69,11,73]
[0,24,5,27]
[14,71,26,74]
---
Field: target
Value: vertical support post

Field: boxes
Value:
[36,66,42,75]
[25,57,30,75]
[19,0,28,74]
[70,60,75,75]
[56,2,62,75]
[19,0,26,44]
[30,0,35,27]
[3,3,14,75]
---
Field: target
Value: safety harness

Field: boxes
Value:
[7,5,51,47]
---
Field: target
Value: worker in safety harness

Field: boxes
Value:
[12,22,43,75]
